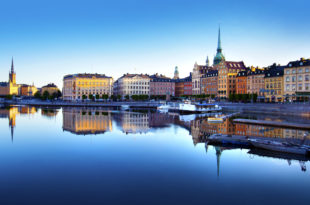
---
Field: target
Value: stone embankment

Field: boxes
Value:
[220,102,310,117]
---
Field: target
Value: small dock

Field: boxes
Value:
[233,119,310,130]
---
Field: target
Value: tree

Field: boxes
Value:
[34,91,41,99]
[89,94,94,100]
[102,94,109,100]
[82,95,87,100]
[117,95,121,100]
[211,94,215,99]
[57,90,62,98]
[95,94,100,100]
[125,95,129,100]
[42,91,50,100]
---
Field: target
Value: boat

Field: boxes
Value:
[178,100,222,113]
[248,138,309,155]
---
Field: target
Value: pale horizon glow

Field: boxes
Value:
[0,0,309,89]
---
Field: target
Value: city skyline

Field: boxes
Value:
[0,0,310,88]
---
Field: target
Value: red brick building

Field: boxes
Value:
[236,71,248,94]
[175,74,192,97]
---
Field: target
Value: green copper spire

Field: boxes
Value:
[213,26,225,65]
[217,27,222,52]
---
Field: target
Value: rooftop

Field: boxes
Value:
[64,73,112,79]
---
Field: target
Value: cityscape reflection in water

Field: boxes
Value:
[0,106,309,204]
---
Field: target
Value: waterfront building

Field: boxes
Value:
[20,84,38,96]
[192,61,214,95]
[175,74,192,97]
[201,70,218,96]
[63,74,113,101]
[284,58,310,102]
[0,59,20,96]
[264,64,285,102]
[247,68,265,101]
[62,108,112,135]
[236,71,248,94]
[114,74,150,98]
[215,61,247,99]
[150,74,175,96]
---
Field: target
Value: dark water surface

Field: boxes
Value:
[0,106,309,205]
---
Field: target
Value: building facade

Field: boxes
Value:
[236,71,247,94]
[215,61,247,99]
[264,65,284,102]
[114,74,150,98]
[284,58,310,102]
[149,74,175,96]
[175,74,192,97]
[20,84,38,96]
[63,74,113,101]
[192,62,214,95]
[247,69,265,100]
[201,70,218,96]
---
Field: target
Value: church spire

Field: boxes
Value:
[217,26,222,52]
[206,56,209,66]
[213,26,225,65]
[11,57,14,73]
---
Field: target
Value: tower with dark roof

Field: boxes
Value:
[9,57,16,84]
[213,27,225,65]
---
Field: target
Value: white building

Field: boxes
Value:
[114,74,150,97]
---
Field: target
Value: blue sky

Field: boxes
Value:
[0,0,309,88]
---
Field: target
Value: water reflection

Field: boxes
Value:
[0,106,37,141]
[63,108,112,135]
[1,106,309,174]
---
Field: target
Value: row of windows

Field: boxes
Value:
[285,68,309,74]
[285,75,309,82]
[285,84,310,91]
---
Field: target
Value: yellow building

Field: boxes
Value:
[41,83,60,96]
[215,61,247,99]
[63,73,113,101]
[264,65,284,102]
[0,59,20,96]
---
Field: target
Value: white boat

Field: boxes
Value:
[178,100,222,113]
[249,139,309,155]
[157,104,171,110]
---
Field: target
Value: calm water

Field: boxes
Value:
[0,106,310,205]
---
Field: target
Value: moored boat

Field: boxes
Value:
[248,139,309,155]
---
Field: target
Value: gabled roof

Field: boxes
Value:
[120,73,150,79]
[224,61,247,70]
[265,65,284,78]
[64,73,112,79]
[237,70,248,77]
[150,74,173,82]
[247,69,265,76]
[287,58,310,68]
[205,70,218,77]
[0,82,8,87]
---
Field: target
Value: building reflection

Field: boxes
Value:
[0,106,37,141]
[62,108,112,135]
